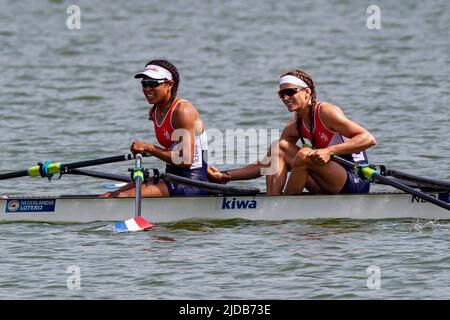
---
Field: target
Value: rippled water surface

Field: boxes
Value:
[1,219,450,299]
[0,0,449,299]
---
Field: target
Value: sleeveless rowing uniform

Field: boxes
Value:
[152,97,208,196]
[298,101,370,194]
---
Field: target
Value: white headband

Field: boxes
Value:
[279,75,308,88]
[134,64,173,81]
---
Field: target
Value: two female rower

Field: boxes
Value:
[102,59,209,197]
[209,69,377,194]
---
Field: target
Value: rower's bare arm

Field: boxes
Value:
[280,118,300,145]
[208,161,264,183]
[321,103,377,155]
[207,162,264,183]
[171,102,198,169]
[131,102,197,169]
[224,163,264,181]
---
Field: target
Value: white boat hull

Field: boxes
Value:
[1,192,449,224]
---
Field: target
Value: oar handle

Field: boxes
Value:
[331,156,375,180]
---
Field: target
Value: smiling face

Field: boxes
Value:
[278,83,311,113]
[141,75,173,106]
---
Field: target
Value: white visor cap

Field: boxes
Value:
[134,65,173,80]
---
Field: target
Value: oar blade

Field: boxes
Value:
[134,216,155,230]
[114,216,155,233]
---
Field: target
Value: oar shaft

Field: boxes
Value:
[0,154,134,181]
[61,154,134,171]
[134,154,143,217]
[373,174,450,211]
[332,156,450,211]
[66,168,260,195]
[68,169,131,183]
[331,156,355,170]
[387,169,450,190]
[0,170,30,180]
[162,173,260,195]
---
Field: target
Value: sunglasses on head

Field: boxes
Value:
[141,79,168,88]
[278,87,304,98]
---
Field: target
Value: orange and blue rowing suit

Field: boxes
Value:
[298,101,371,194]
[152,97,208,196]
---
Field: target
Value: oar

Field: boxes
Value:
[332,156,450,211]
[67,168,261,195]
[385,169,450,191]
[69,168,131,183]
[161,173,260,195]
[113,154,154,233]
[0,154,135,181]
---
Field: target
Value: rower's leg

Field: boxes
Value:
[284,148,348,194]
[99,179,170,197]
[304,176,321,194]
[266,139,299,195]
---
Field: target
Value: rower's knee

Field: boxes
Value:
[278,139,297,166]
[278,139,291,154]
[292,148,312,168]
[269,139,290,158]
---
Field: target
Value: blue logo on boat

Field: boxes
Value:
[5,199,56,213]
[222,197,257,210]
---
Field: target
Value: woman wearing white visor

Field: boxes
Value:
[103,59,209,197]
[209,69,377,195]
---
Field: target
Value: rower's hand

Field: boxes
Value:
[307,148,334,166]
[130,140,154,156]
[207,166,231,184]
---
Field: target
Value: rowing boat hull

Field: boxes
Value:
[1,192,449,223]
